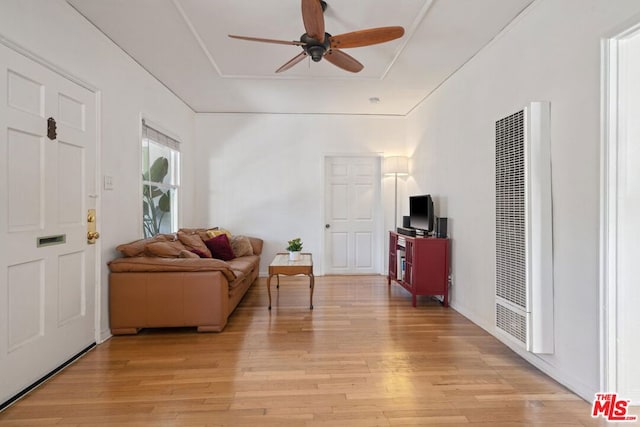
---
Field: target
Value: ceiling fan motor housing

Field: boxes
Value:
[300,33,332,62]
[228,0,404,73]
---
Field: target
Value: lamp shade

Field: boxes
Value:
[383,156,409,175]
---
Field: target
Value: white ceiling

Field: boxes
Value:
[67,0,534,115]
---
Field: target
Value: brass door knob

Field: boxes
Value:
[87,231,100,241]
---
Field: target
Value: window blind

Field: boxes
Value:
[142,120,180,151]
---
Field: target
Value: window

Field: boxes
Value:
[141,120,180,238]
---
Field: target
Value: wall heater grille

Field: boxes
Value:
[495,102,554,354]
[496,110,527,310]
[496,302,527,344]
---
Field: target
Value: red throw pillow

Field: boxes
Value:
[190,248,209,258]
[204,234,235,261]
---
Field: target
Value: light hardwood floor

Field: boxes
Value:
[0,276,624,426]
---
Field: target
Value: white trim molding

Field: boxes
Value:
[600,18,640,402]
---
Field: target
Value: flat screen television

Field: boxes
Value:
[409,194,434,233]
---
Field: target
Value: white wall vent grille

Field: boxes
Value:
[496,302,527,344]
[496,110,527,309]
[495,102,554,354]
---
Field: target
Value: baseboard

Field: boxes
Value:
[99,328,112,344]
[451,301,597,403]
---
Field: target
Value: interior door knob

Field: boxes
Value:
[325,224,330,229]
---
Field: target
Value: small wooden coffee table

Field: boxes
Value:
[267,253,314,310]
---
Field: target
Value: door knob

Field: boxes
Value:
[87,209,100,244]
[325,224,330,229]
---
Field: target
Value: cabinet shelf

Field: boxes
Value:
[388,231,450,307]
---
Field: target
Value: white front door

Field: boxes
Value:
[0,43,97,405]
[324,156,380,274]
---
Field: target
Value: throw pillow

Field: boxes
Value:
[204,234,235,261]
[116,234,170,257]
[206,228,232,239]
[178,227,219,242]
[230,235,254,258]
[177,231,212,258]
[190,248,209,258]
[145,240,187,258]
[179,226,218,234]
[197,228,219,242]
[178,249,199,259]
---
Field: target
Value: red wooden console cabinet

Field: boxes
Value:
[388,231,450,307]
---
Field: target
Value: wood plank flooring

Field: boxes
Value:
[0,275,625,426]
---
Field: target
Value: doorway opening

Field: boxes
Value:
[601,20,640,404]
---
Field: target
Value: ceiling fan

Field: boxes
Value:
[228,0,405,73]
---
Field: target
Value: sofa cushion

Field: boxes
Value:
[205,234,235,261]
[248,237,263,255]
[227,255,259,277]
[230,235,254,258]
[177,231,212,258]
[145,240,187,258]
[116,234,172,257]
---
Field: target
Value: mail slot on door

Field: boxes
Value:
[37,234,66,247]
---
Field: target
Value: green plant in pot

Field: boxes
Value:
[286,238,303,261]
[142,156,171,238]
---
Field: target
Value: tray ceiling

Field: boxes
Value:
[67,0,534,115]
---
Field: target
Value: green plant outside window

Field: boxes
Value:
[142,136,179,238]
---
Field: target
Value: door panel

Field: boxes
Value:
[0,43,97,406]
[7,129,44,231]
[331,184,348,219]
[7,69,44,116]
[355,232,373,269]
[7,260,44,351]
[324,156,380,274]
[354,184,373,219]
[57,141,85,225]
[331,232,349,269]
[58,251,86,325]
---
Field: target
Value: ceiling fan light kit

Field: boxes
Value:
[228,0,405,73]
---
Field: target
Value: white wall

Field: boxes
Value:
[0,0,196,340]
[194,113,406,275]
[406,0,640,400]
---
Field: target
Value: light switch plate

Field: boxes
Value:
[104,175,114,190]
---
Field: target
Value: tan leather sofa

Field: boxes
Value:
[108,235,262,335]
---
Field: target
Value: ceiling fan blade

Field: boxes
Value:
[276,52,308,73]
[330,26,405,49]
[301,0,325,41]
[324,49,364,73]
[229,35,305,46]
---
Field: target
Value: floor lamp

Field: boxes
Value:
[383,156,409,229]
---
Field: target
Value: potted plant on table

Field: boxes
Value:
[286,238,303,261]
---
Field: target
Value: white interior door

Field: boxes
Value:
[324,156,380,274]
[0,43,97,406]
